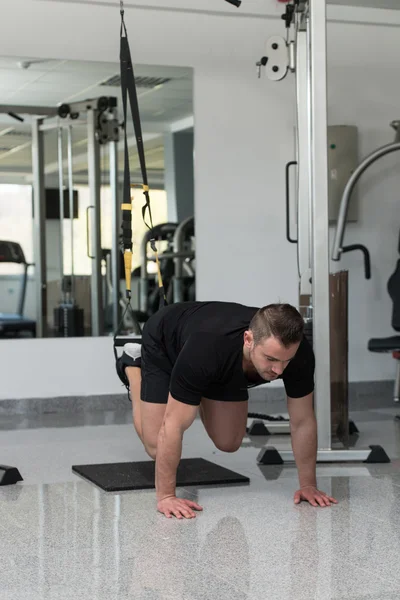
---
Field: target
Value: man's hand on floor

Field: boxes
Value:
[294,486,338,507]
[157,496,203,519]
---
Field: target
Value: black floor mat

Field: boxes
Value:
[72,457,250,492]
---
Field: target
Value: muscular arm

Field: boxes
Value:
[154,334,219,517]
[156,394,198,501]
[287,393,317,487]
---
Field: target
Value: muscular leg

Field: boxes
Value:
[125,366,144,441]
[117,341,172,459]
[125,365,166,459]
[200,398,248,453]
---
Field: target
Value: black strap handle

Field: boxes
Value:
[119,13,166,309]
[114,9,167,351]
[285,161,297,244]
[342,244,371,280]
[120,22,154,233]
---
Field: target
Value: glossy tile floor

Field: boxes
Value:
[1,397,400,599]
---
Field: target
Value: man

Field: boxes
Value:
[116,301,338,519]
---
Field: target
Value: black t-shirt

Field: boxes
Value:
[143,301,315,406]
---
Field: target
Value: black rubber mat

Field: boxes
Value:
[72,457,250,492]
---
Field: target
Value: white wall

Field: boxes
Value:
[0,337,123,399]
[0,0,399,399]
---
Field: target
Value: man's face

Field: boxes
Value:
[244,331,300,381]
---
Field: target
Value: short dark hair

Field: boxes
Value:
[249,304,304,347]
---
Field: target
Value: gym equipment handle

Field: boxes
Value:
[86,206,95,259]
[332,141,400,262]
[342,244,371,280]
[285,161,297,244]
[148,251,195,261]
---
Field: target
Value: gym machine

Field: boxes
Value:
[52,124,85,337]
[138,222,178,316]
[140,218,195,309]
[227,0,389,464]
[332,121,400,405]
[113,215,196,347]
[0,240,36,337]
[0,97,120,338]
[125,218,196,323]
[332,121,400,272]
[171,216,195,305]
[0,221,30,487]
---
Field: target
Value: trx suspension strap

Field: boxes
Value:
[114,3,167,356]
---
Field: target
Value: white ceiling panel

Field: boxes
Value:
[0,59,192,110]
[0,56,192,183]
[20,83,95,95]
[104,0,400,10]
[0,58,63,71]
[46,0,279,15]
[329,0,400,8]
[6,93,70,105]
[0,70,50,87]
[54,61,117,73]
[30,72,111,85]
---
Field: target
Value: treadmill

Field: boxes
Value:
[0,240,36,337]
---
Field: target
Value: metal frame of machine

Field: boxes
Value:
[231,0,389,464]
[0,97,121,338]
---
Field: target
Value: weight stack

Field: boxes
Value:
[54,303,85,337]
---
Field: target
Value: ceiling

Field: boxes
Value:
[328,0,400,8]
[0,57,193,187]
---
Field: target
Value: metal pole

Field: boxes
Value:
[109,140,120,332]
[309,0,331,450]
[18,263,28,316]
[87,109,103,336]
[296,15,312,296]
[58,128,65,297]
[32,118,47,338]
[67,126,75,302]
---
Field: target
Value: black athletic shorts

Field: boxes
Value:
[140,319,172,405]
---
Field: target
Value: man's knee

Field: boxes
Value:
[144,443,157,460]
[214,438,243,453]
[142,428,159,460]
[135,423,157,459]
